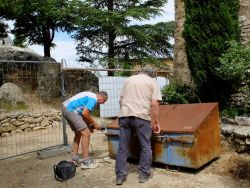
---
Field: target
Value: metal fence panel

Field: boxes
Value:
[0,62,170,160]
[0,61,64,159]
[99,76,127,118]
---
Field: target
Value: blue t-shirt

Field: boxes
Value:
[63,92,97,114]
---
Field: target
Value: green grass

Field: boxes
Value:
[0,101,28,111]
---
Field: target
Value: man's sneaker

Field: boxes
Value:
[139,176,149,183]
[116,175,127,185]
[71,158,84,167]
[80,158,99,169]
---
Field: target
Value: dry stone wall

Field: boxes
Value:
[228,86,250,114]
[221,116,250,153]
[0,110,61,137]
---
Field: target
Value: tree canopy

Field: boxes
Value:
[73,0,175,75]
[0,0,75,57]
[0,0,174,70]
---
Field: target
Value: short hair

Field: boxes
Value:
[99,91,108,99]
[141,66,156,78]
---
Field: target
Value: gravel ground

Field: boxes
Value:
[0,146,249,188]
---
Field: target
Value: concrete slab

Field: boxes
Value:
[37,145,71,159]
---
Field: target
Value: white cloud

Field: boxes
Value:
[51,41,80,67]
[28,40,82,68]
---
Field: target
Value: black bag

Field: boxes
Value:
[54,160,76,182]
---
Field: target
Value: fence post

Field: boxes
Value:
[60,60,68,146]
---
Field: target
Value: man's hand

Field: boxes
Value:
[153,123,161,134]
[87,123,103,133]
[92,123,102,130]
[87,124,95,133]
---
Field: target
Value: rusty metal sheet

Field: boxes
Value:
[107,103,219,134]
[156,103,219,133]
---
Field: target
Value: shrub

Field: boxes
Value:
[220,107,239,118]
[161,80,199,104]
[216,40,250,87]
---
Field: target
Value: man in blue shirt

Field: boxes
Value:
[62,91,108,169]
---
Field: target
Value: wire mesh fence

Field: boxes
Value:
[0,60,63,159]
[0,60,170,160]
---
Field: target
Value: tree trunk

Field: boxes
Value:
[108,31,116,76]
[44,44,51,58]
[107,0,115,76]
[42,26,51,57]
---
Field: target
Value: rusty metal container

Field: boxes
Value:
[106,103,221,169]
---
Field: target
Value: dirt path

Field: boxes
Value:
[0,146,249,188]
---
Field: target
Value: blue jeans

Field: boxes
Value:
[115,116,152,179]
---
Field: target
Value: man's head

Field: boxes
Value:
[141,66,156,78]
[97,91,108,104]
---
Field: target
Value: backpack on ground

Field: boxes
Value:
[54,160,76,182]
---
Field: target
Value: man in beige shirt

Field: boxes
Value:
[115,66,162,185]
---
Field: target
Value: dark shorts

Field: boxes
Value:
[62,107,87,132]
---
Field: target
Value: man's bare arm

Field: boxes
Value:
[82,108,101,129]
[151,99,161,134]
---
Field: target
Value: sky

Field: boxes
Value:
[10,1,175,68]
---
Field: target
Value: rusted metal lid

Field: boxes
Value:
[156,103,218,133]
[107,103,219,133]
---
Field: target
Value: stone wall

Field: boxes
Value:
[228,86,250,114]
[0,110,61,137]
[221,116,250,153]
[37,63,61,102]
[63,69,99,99]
